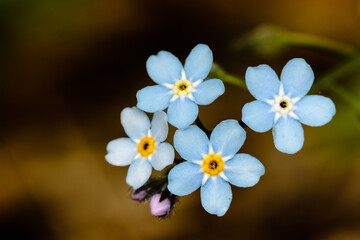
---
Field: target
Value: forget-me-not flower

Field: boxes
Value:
[136,44,225,129]
[167,120,265,216]
[106,107,174,189]
[242,58,336,154]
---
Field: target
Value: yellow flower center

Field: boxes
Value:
[137,137,156,157]
[202,154,224,176]
[173,80,193,96]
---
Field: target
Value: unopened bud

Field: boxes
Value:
[131,190,147,201]
[150,193,171,217]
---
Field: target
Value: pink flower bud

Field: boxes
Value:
[131,190,147,201]
[150,193,171,217]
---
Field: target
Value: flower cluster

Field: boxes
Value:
[105,44,335,217]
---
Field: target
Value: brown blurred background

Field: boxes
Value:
[1,0,360,239]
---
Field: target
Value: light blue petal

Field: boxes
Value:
[174,125,209,161]
[200,177,232,217]
[146,51,183,84]
[150,111,168,142]
[121,107,150,140]
[245,64,280,101]
[224,154,265,188]
[294,95,336,127]
[273,117,304,154]
[167,98,199,129]
[242,100,275,132]
[210,120,246,158]
[184,44,213,81]
[105,138,137,166]
[136,85,172,113]
[280,58,314,98]
[193,79,225,105]
[150,142,174,171]
[167,162,203,196]
[126,158,152,189]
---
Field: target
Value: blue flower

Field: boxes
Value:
[167,120,265,216]
[136,44,225,129]
[242,58,336,154]
[106,107,174,189]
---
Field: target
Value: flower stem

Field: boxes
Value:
[313,54,360,90]
[327,85,360,111]
[238,120,248,129]
[195,117,212,136]
[174,158,185,164]
[209,63,247,90]
[312,54,360,112]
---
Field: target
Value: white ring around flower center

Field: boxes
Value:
[265,84,300,122]
[272,95,294,115]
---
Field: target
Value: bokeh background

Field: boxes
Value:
[1,0,360,239]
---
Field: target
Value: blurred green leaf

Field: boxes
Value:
[232,24,357,58]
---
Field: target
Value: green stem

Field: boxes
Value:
[209,64,247,89]
[327,85,360,111]
[313,54,360,112]
[314,54,360,90]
